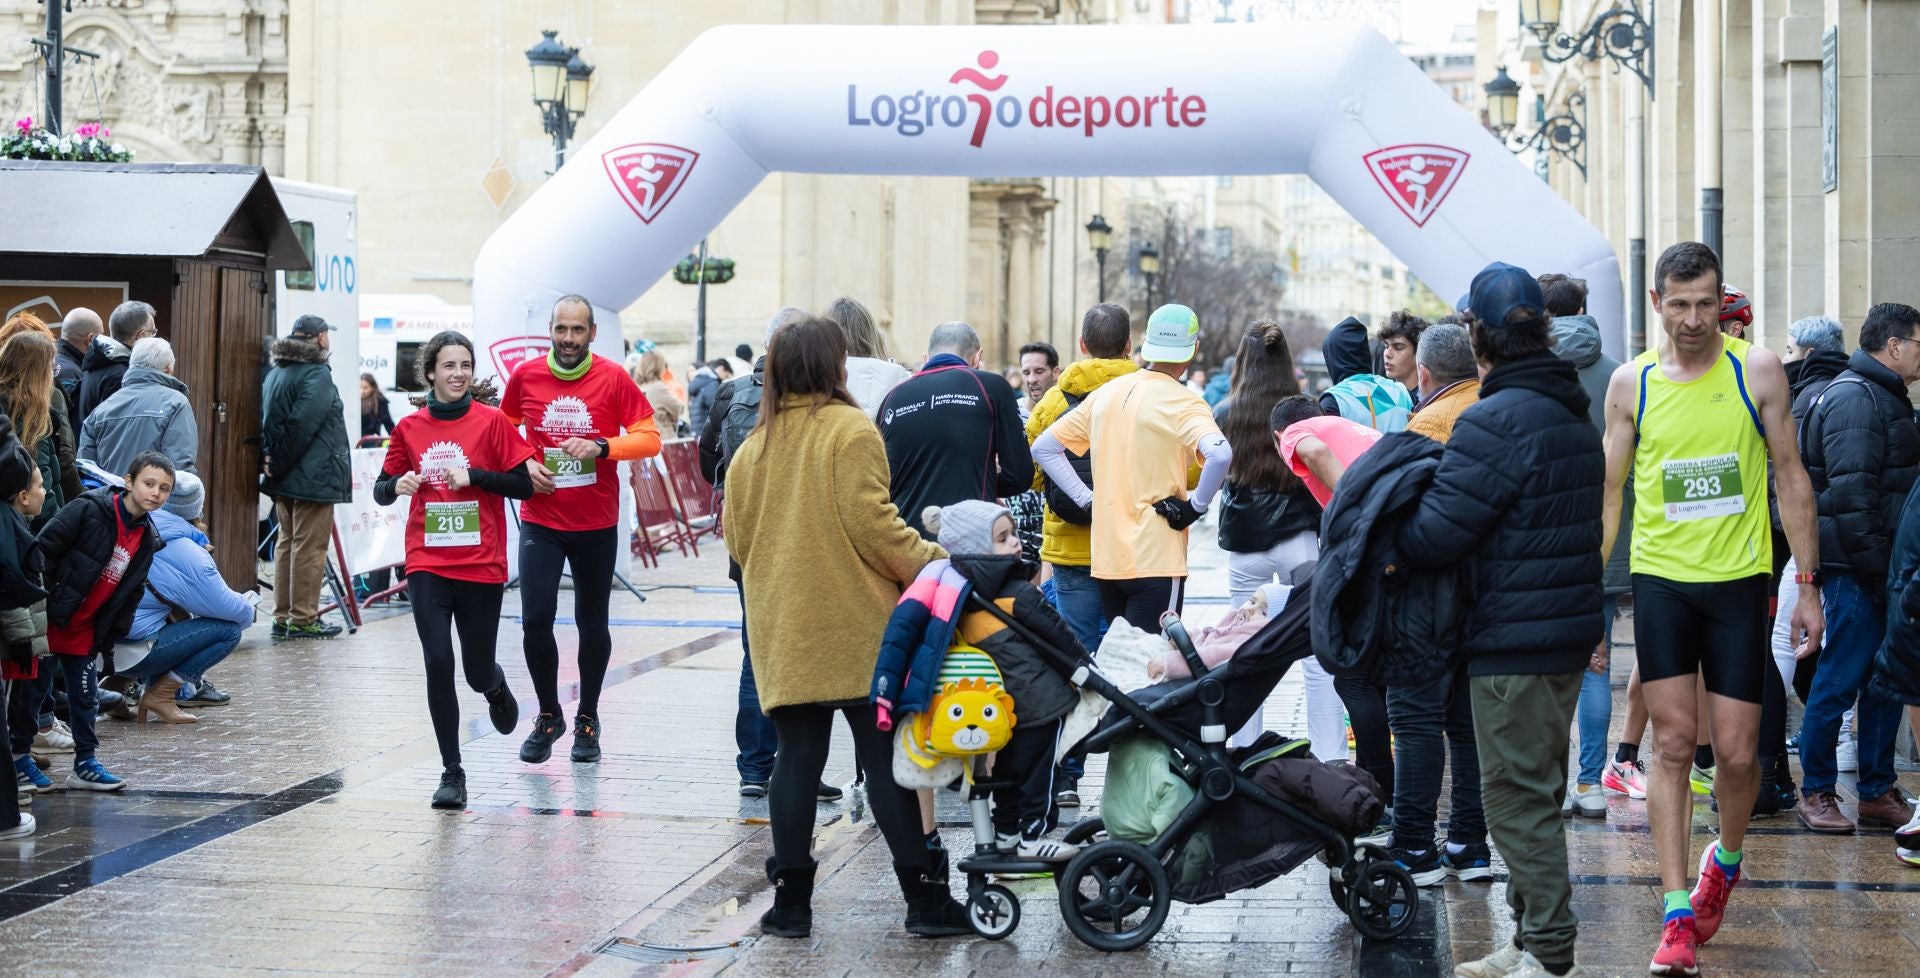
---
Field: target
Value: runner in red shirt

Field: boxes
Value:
[377,331,540,808]
[500,294,662,764]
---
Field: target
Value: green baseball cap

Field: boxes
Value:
[1140,304,1200,364]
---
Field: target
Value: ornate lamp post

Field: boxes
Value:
[1085,214,1113,303]
[1484,66,1589,179]
[526,30,592,172]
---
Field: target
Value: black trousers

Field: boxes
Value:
[991,717,1063,839]
[1336,674,1394,802]
[1385,665,1483,851]
[767,702,929,874]
[1097,577,1184,635]
[519,523,617,717]
[409,572,507,769]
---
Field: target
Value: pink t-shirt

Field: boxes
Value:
[1280,416,1384,506]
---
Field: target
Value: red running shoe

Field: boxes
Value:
[1649,915,1700,976]
[1689,842,1739,944]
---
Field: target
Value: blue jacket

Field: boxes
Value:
[128,511,254,641]
[870,558,971,731]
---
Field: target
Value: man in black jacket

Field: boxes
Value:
[876,322,1033,537]
[77,300,155,429]
[1797,302,1920,834]
[1395,262,1603,978]
[56,308,100,423]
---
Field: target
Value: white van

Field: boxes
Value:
[271,179,361,441]
[357,293,474,426]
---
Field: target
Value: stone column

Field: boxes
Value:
[1781,0,1827,320]
[259,81,288,176]
[1864,0,1920,324]
[217,77,255,164]
[1823,0,1869,324]
[1005,209,1035,365]
[968,188,1005,358]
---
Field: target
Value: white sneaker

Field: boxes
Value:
[1836,738,1859,773]
[33,723,74,752]
[1454,941,1527,978]
[1016,836,1080,862]
[1507,952,1582,977]
[0,813,34,839]
[1567,783,1607,819]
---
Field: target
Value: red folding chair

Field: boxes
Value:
[630,456,690,565]
[657,438,721,554]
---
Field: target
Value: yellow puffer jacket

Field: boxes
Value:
[1025,357,1139,566]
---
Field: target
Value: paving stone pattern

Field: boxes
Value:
[0,534,1914,976]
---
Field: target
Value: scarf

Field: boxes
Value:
[426,389,471,421]
[548,347,592,382]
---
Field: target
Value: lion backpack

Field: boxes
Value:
[892,642,1018,788]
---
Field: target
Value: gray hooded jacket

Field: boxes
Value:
[78,366,199,477]
[1550,315,1630,594]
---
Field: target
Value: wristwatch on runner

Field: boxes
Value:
[595,437,610,458]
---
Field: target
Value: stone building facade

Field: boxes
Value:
[1504,0,1919,353]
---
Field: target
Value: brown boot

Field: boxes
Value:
[137,676,198,725]
[1796,790,1854,833]
[1857,790,1915,830]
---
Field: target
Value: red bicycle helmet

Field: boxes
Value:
[1720,285,1753,331]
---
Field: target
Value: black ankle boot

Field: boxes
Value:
[896,864,969,937]
[758,863,815,938]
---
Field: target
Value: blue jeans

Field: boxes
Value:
[1575,597,1617,785]
[1048,563,1105,654]
[1049,563,1104,782]
[1384,663,1484,852]
[1801,572,1900,799]
[121,619,243,685]
[735,585,778,783]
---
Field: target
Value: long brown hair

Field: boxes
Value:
[0,331,57,450]
[1223,321,1302,491]
[0,311,52,350]
[825,296,890,360]
[758,316,856,434]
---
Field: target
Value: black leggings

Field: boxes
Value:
[519,522,617,717]
[767,702,930,874]
[1097,577,1184,635]
[1336,674,1395,802]
[410,572,507,769]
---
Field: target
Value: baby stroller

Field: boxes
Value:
[947,574,1418,950]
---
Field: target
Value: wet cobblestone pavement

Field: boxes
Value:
[1,534,1916,977]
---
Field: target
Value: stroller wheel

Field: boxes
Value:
[1057,840,1172,952]
[967,884,1021,940]
[1346,859,1418,940]
[1061,817,1106,847]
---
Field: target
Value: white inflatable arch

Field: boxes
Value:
[472,23,1625,377]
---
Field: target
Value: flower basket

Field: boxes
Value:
[1,118,133,163]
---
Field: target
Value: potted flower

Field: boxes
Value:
[1,116,133,163]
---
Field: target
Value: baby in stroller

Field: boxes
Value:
[910,500,1086,861]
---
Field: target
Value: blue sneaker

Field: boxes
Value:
[66,758,126,792]
[1443,843,1494,882]
[12,756,52,793]
[1391,847,1448,887]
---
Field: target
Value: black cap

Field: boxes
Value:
[0,442,35,503]
[291,315,336,338]
[1467,262,1547,330]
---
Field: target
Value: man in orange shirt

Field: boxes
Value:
[1032,304,1231,634]
[1405,322,1482,444]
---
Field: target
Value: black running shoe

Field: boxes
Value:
[519,712,565,763]
[485,683,519,735]
[816,781,844,802]
[740,780,768,798]
[570,714,601,763]
[431,767,466,810]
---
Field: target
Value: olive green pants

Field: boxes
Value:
[1470,671,1582,967]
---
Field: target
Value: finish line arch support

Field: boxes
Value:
[472,23,1625,375]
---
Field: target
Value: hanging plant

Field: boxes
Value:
[1,117,133,163]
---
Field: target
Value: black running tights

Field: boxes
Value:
[519,523,617,718]
[410,572,507,769]
[767,702,930,874]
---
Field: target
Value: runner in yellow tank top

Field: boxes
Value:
[1598,243,1825,976]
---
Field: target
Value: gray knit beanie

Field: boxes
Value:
[923,500,1011,556]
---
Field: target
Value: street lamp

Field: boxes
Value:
[526,30,589,172]
[1484,68,1588,179]
[1519,0,1654,95]
[1085,214,1113,303]
[1138,242,1161,310]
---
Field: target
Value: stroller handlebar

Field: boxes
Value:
[1160,613,1208,680]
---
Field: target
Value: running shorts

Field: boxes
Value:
[1631,573,1772,704]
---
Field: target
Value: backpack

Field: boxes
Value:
[715,375,763,488]
[1042,390,1097,525]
